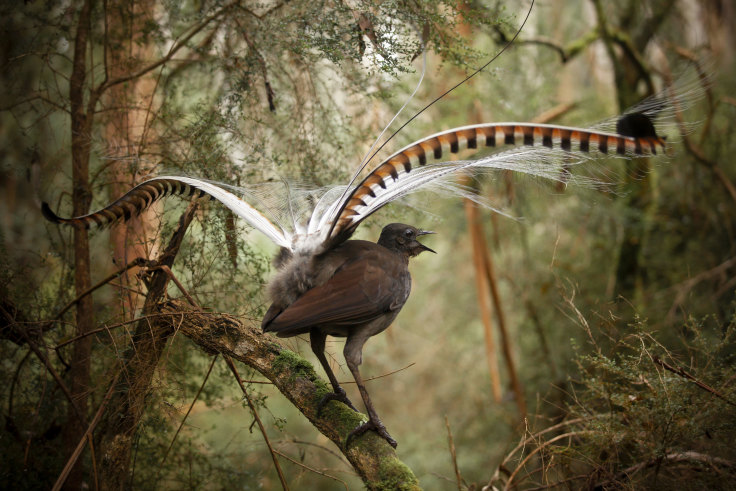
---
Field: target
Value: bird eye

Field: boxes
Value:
[404,228,413,238]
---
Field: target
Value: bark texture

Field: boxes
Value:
[157,300,421,491]
[97,204,198,490]
[63,1,95,487]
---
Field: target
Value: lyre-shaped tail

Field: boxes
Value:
[42,176,291,248]
[325,113,666,243]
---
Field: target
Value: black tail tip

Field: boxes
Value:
[41,202,62,223]
[616,112,660,139]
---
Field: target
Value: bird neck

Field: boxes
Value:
[376,239,412,261]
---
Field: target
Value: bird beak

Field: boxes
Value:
[413,230,436,255]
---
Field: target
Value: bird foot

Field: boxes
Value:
[317,387,359,416]
[346,418,397,448]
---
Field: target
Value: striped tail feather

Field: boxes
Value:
[42,176,292,249]
[41,178,204,228]
[325,114,666,242]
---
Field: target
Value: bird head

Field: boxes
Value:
[377,223,436,257]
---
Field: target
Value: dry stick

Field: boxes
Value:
[145,260,275,490]
[287,439,350,466]
[148,265,199,307]
[340,362,416,384]
[664,49,736,205]
[488,417,589,488]
[52,371,120,491]
[597,451,736,488]
[11,318,85,423]
[272,449,349,491]
[444,416,463,491]
[97,202,198,490]
[665,255,736,323]
[87,432,99,491]
[652,355,736,407]
[160,355,218,467]
[7,350,31,419]
[530,102,577,124]
[667,45,716,146]
[524,473,589,490]
[54,260,202,352]
[224,354,289,491]
[87,433,100,491]
[94,0,239,95]
[503,430,594,490]
[481,214,527,418]
[54,312,173,350]
[465,200,503,402]
[52,257,152,322]
[208,362,418,387]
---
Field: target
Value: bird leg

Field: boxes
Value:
[343,337,397,448]
[310,329,359,414]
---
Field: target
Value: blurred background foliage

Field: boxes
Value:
[1,0,735,489]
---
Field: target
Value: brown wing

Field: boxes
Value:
[263,255,410,337]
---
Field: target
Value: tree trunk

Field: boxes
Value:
[62,1,95,488]
[591,0,661,301]
[105,0,160,316]
[98,203,198,490]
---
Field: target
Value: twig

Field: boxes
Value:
[160,301,418,486]
[160,355,218,467]
[481,215,526,418]
[503,431,594,490]
[488,418,589,488]
[96,2,238,93]
[273,449,348,490]
[287,439,351,466]
[224,355,289,490]
[596,451,735,488]
[54,313,172,350]
[148,264,200,307]
[445,416,463,491]
[51,257,152,322]
[8,312,85,423]
[52,371,120,491]
[88,431,99,491]
[665,256,736,324]
[652,355,736,407]
[524,473,589,490]
[662,49,736,205]
[465,199,502,402]
[531,102,576,124]
[340,362,416,384]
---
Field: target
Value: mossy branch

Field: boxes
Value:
[157,300,420,491]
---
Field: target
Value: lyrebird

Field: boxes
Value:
[43,107,666,447]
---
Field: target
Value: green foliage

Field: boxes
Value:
[556,318,735,489]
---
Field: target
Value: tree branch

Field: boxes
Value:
[96,1,238,95]
[156,300,420,491]
[97,202,199,490]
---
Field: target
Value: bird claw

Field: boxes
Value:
[346,418,397,448]
[317,387,359,416]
